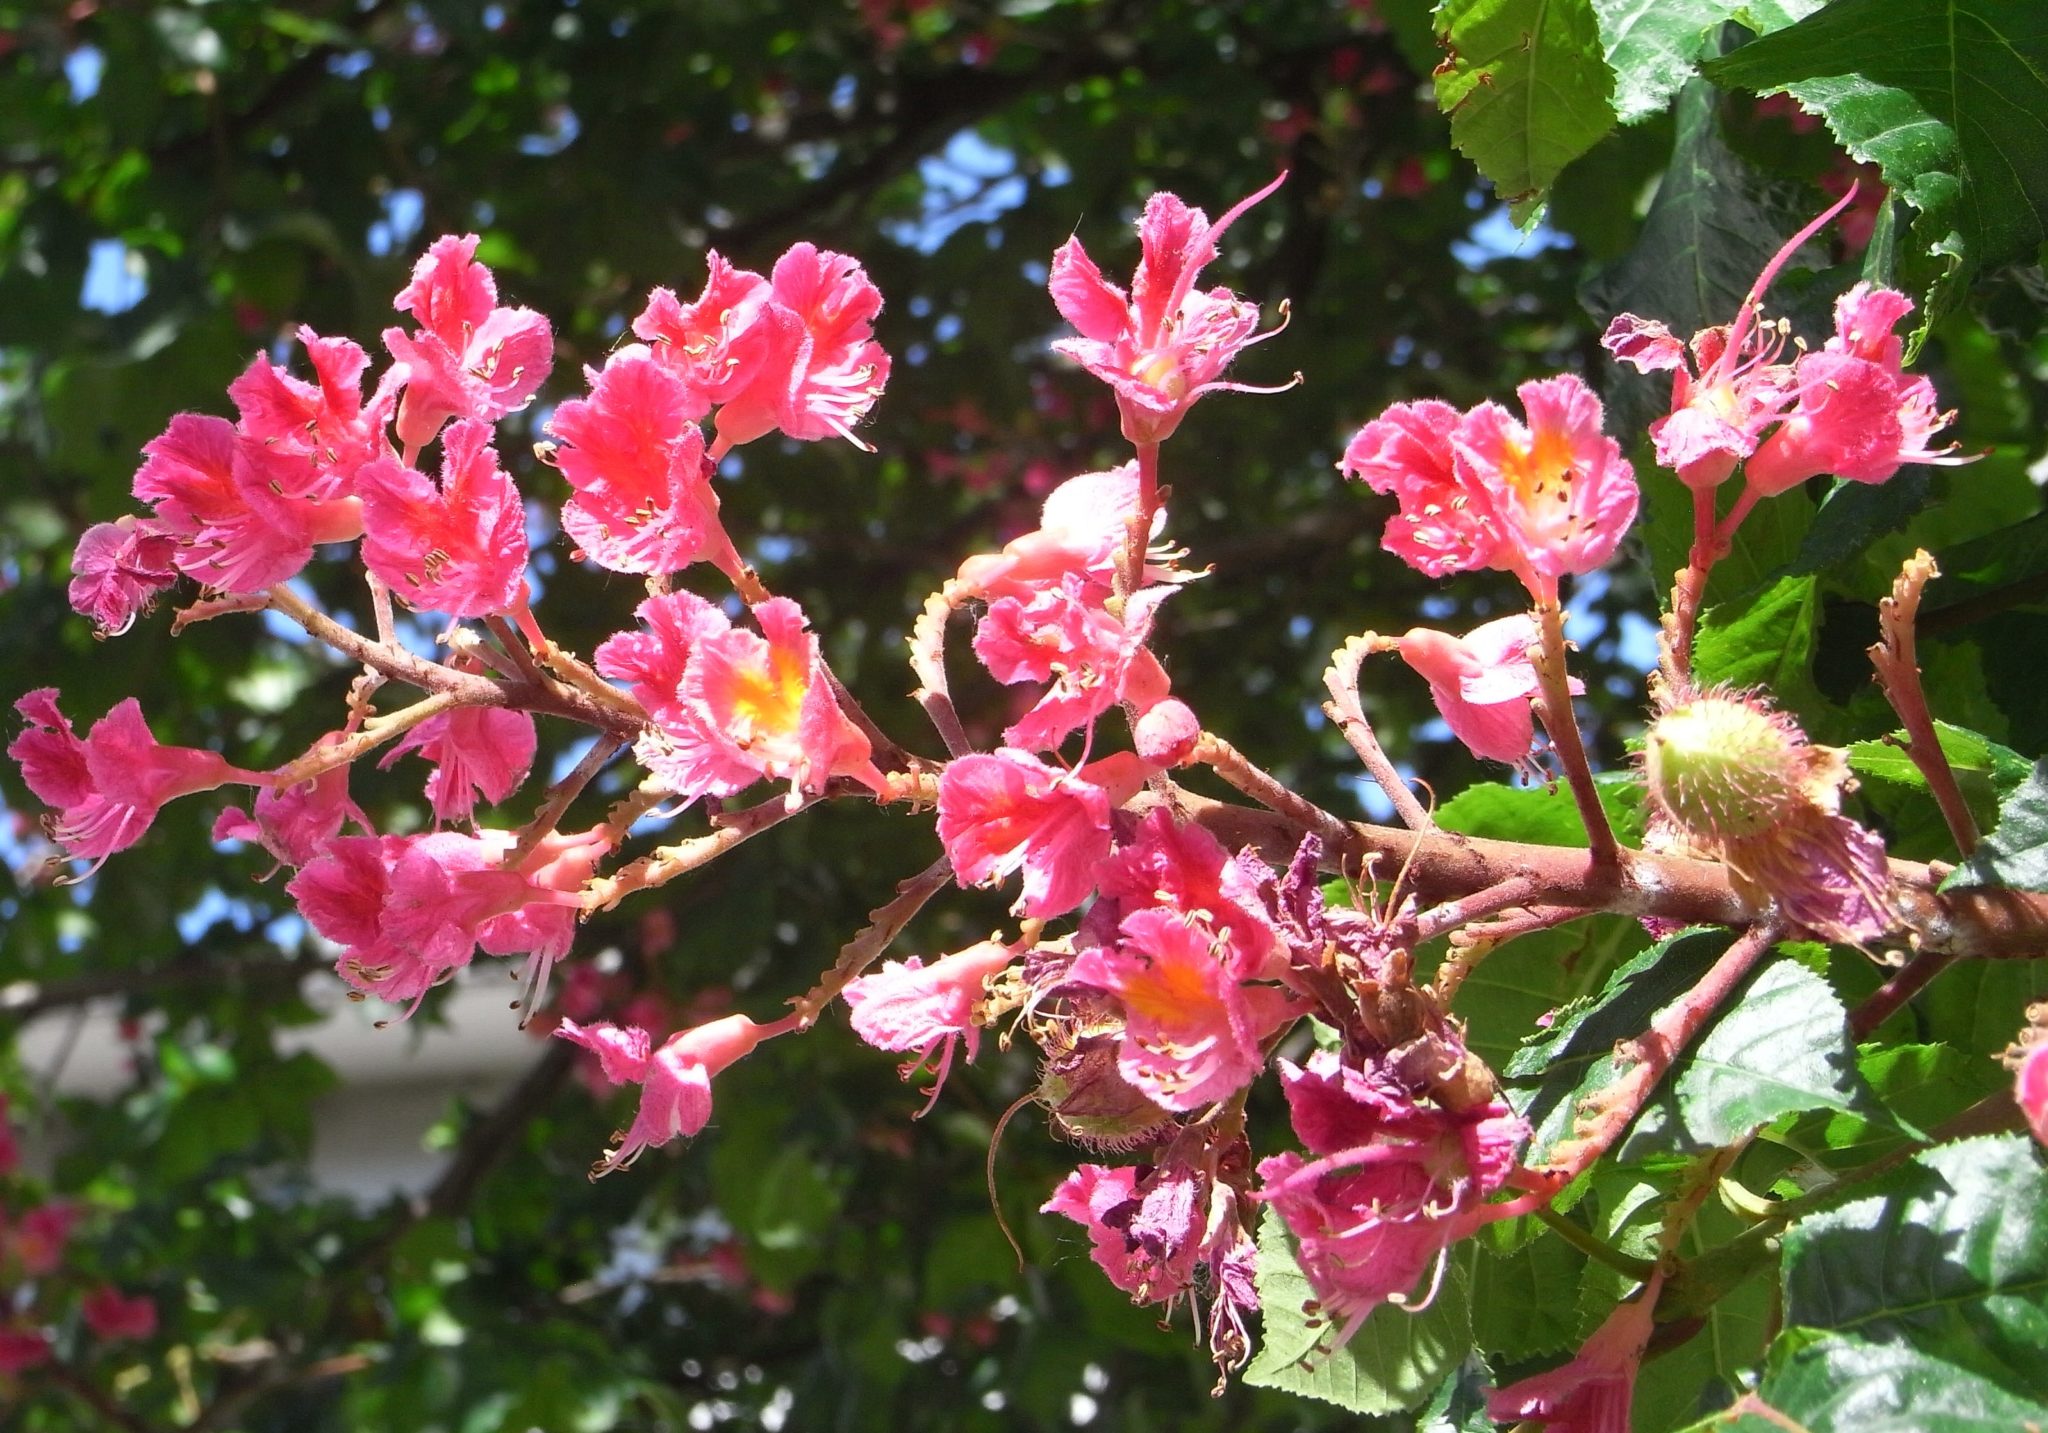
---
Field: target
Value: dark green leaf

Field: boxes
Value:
[1435,773,1646,848]
[1434,0,1618,222]
[1245,1208,1472,1413]
[1592,0,1744,124]
[1945,759,2048,891]
[1684,1329,2048,1430]
[1780,1135,2048,1401]
[1706,0,2048,294]
[1693,574,1826,718]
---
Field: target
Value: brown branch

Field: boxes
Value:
[1533,602,1620,865]
[580,794,815,912]
[1322,633,1433,831]
[1869,550,1980,857]
[787,854,955,1028]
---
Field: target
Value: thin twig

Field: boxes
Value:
[1191,732,1356,853]
[908,588,973,757]
[1531,603,1620,865]
[1414,872,1547,944]
[507,735,624,867]
[266,690,467,788]
[786,854,954,1028]
[580,795,814,912]
[1322,632,1432,830]
[1869,549,1979,856]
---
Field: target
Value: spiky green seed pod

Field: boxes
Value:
[1644,695,1807,842]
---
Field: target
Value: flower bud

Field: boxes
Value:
[1643,694,1805,842]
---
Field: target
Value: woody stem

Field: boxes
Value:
[267,690,469,787]
[507,734,624,867]
[1323,633,1432,830]
[1869,550,1979,857]
[1532,602,1620,866]
[1116,440,1161,603]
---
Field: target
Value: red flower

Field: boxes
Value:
[357,419,528,619]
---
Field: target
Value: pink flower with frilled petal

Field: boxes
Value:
[214,736,369,868]
[1256,1052,1527,1347]
[683,596,886,802]
[556,1014,768,1174]
[1486,1274,1664,1433]
[595,590,755,800]
[1340,399,1500,577]
[1042,1164,1202,1302]
[378,705,536,824]
[81,1287,158,1343]
[975,575,1174,752]
[1454,377,1638,604]
[843,938,1017,1111]
[1742,282,1964,498]
[478,829,613,1003]
[937,749,1137,918]
[1094,807,1279,975]
[2018,1042,2048,1149]
[68,516,178,637]
[747,242,893,450]
[546,349,740,579]
[1397,614,1579,773]
[132,413,362,593]
[1050,175,1287,444]
[382,234,554,449]
[9,691,263,871]
[950,464,1156,601]
[227,324,399,492]
[357,419,527,618]
[1070,907,1296,1111]
[632,252,777,417]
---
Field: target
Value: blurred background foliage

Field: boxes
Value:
[0,0,2043,1429]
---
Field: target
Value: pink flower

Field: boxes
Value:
[2018,1042,2048,1149]
[1341,377,1637,603]
[68,516,178,637]
[382,234,554,449]
[81,1287,159,1343]
[843,938,1017,1111]
[9,1204,78,1277]
[937,749,1128,918]
[213,737,369,868]
[0,1328,49,1375]
[1397,614,1579,773]
[378,705,536,824]
[632,252,777,418]
[555,1014,769,1174]
[1453,377,1638,603]
[286,832,546,1009]
[1742,283,1962,497]
[684,596,885,803]
[132,413,363,593]
[595,590,754,800]
[950,464,1155,601]
[1049,175,1288,444]
[1486,1274,1664,1432]
[1069,907,1296,1111]
[357,419,528,618]
[1256,1052,1526,1346]
[1340,399,1499,577]
[974,575,1174,751]
[1093,807,1279,976]
[227,324,399,492]
[1041,1163,1202,1302]
[546,350,740,579]
[10,691,263,871]
[477,828,614,985]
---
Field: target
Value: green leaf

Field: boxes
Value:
[1468,1232,1586,1359]
[1848,720,2030,837]
[1945,759,2048,891]
[1620,958,1880,1158]
[1504,927,1736,1162]
[1706,0,2048,294]
[1433,0,1618,223]
[1693,574,1825,718]
[1434,773,1646,847]
[1246,1207,1472,1413]
[1790,471,1938,579]
[1446,913,1652,1073]
[1780,1135,2048,1401]
[1592,0,1743,123]
[1684,1329,2048,1431]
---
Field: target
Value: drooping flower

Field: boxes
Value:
[843,938,1018,1112]
[213,736,370,869]
[632,252,777,417]
[949,464,1167,602]
[545,349,740,580]
[937,749,1146,918]
[1042,1163,1203,1302]
[357,419,528,619]
[1643,691,1892,944]
[555,1014,769,1175]
[382,234,554,449]
[0,1328,50,1375]
[1049,175,1288,444]
[1486,1273,1665,1433]
[67,516,180,638]
[1255,1051,1527,1347]
[81,1287,159,1343]
[975,575,1175,751]
[2017,1040,2048,1150]
[378,704,537,824]
[1397,614,1580,774]
[9,691,264,872]
[1340,376,1637,603]
[1068,906,1297,1111]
